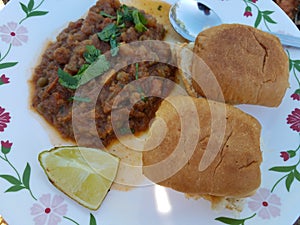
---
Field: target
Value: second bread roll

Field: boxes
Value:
[191,24,289,107]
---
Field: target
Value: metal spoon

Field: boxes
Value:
[169,0,221,42]
[169,0,300,48]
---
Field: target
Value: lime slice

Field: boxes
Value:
[38,146,119,210]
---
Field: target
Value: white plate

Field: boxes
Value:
[0,0,300,224]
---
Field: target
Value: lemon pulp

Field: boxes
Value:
[39,146,119,210]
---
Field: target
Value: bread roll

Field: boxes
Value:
[142,96,262,198]
[182,24,289,107]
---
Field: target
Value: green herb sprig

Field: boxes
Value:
[97,23,122,56]
[98,5,148,56]
[132,9,148,32]
[58,45,110,90]
[135,63,148,103]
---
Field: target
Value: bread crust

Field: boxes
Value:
[190,24,289,107]
[142,96,262,197]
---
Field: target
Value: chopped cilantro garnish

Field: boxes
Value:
[97,23,121,56]
[83,45,101,64]
[134,63,148,103]
[119,127,135,135]
[78,54,110,86]
[97,5,148,57]
[137,86,148,103]
[57,68,81,90]
[100,11,116,19]
[135,63,139,80]
[132,9,148,32]
[78,64,89,74]
[58,45,110,89]
[110,38,119,56]
[59,4,149,89]
[69,96,91,103]
[120,5,132,23]
[98,23,120,42]
[117,6,148,32]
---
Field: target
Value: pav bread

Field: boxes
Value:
[142,96,262,198]
[179,24,289,107]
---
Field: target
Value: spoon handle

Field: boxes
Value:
[270,32,300,48]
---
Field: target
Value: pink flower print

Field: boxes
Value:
[1,140,13,154]
[244,11,252,17]
[280,151,289,161]
[0,22,28,46]
[291,89,300,101]
[30,194,68,225]
[1,140,12,149]
[244,6,253,17]
[287,108,300,132]
[280,150,296,162]
[0,107,10,132]
[248,188,281,219]
[252,0,257,3]
[0,74,9,85]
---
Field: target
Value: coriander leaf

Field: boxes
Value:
[58,68,80,89]
[132,10,148,32]
[121,5,133,22]
[98,23,119,42]
[58,49,110,89]
[97,24,121,56]
[116,9,124,25]
[110,38,119,56]
[100,11,116,19]
[135,62,139,80]
[78,54,110,86]
[137,11,147,25]
[110,47,119,57]
[77,64,89,75]
[70,96,91,103]
[84,45,101,64]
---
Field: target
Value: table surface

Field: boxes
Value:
[0,0,299,224]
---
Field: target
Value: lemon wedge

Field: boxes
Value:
[38,146,120,210]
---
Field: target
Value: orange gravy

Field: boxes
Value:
[29,0,186,192]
